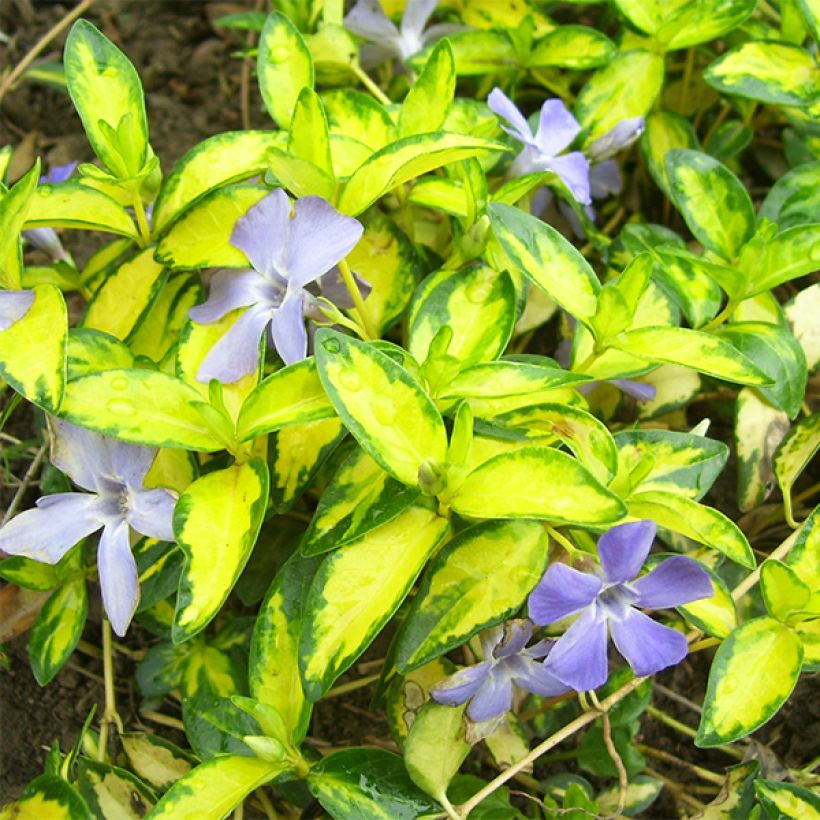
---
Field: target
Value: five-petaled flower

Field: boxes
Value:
[529,520,712,691]
[344,0,462,67]
[430,619,569,721]
[487,87,591,205]
[189,188,363,383]
[0,419,177,636]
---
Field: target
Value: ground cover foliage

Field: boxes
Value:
[0,0,818,816]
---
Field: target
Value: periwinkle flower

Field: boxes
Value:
[529,521,712,691]
[0,419,177,636]
[487,87,591,205]
[0,289,36,331]
[189,188,363,383]
[430,620,569,721]
[344,0,462,67]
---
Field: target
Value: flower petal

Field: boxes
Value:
[269,290,308,366]
[528,563,602,625]
[43,161,78,184]
[0,289,35,331]
[22,228,68,262]
[128,488,177,542]
[632,556,713,609]
[106,438,157,491]
[508,655,570,698]
[598,520,656,584]
[316,267,372,309]
[189,269,275,324]
[493,619,533,659]
[466,666,514,721]
[487,87,534,147]
[546,152,591,205]
[430,661,491,706]
[587,117,644,162]
[0,493,104,563]
[544,605,609,691]
[98,519,140,637]
[589,159,623,199]
[611,379,656,402]
[197,304,272,384]
[400,0,437,38]
[423,23,467,44]
[345,0,400,42]
[48,418,118,492]
[609,607,688,677]
[534,99,581,156]
[230,188,290,278]
[284,197,364,288]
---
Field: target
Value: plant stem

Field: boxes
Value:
[636,743,725,785]
[0,0,96,103]
[350,63,392,106]
[2,441,47,525]
[324,673,381,698]
[338,258,378,340]
[546,527,579,559]
[98,618,122,761]
[678,48,696,113]
[731,523,803,602]
[131,190,152,246]
[140,710,185,731]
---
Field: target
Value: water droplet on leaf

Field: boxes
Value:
[110,375,129,391]
[107,399,136,417]
[322,338,341,354]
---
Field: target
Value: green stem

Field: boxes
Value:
[700,300,736,332]
[547,527,580,560]
[98,618,122,761]
[350,63,392,106]
[338,258,378,340]
[131,189,152,246]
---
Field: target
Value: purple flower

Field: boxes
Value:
[0,289,36,331]
[40,161,79,185]
[189,189,363,383]
[0,419,177,636]
[487,87,591,205]
[430,620,569,721]
[344,0,462,67]
[529,521,712,691]
[23,161,79,263]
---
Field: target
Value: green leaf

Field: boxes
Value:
[28,579,87,685]
[173,459,269,643]
[0,161,39,289]
[735,388,789,513]
[488,202,600,325]
[338,131,504,216]
[120,732,194,792]
[755,778,820,818]
[408,266,516,372]
[308,748,440,819]
[323,89,396,153]
[718,322,807,418]
[774,413,820,526]
[597,775,663,817]
[316,329,447,487]
[610,0,665,34]
[578,724,645,779]
[786,505,819,592]
[528,26,614,69]
[665,149,755,260]
[67,328,134,380]
[0,555,58,590]
[301,447,420,556]
[705,41,820,107]
[576,50,664,143]
[257,12,313,128]
[760,560,812,623]
[60,369,224,451]
[182,693,259,760]
[64,20,149,178]
[25,182,138,238]
[759,161,820,230]
[611,326,773,386]
[6,774,92,819]
[0,283,67,412]
[405,702,471,806]
[697,617,803,746]
[155,183,268,269]
[385,658,454,746]
[627,491,755,568]
[153,131,284,231]
[395,519,548,672]
[237,358,335,441]
[652,250,722,329]
[148,755,286,818]
[451,446,626,525]
[81,246,167,341]
[77,758,156,819]
[399,39,456,137]
[288,87,333,180]
[655,0,757,49]
[737,223,820,297]
[300,504,449,700]
[440,362,591,402]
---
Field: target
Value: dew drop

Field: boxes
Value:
[322,338,341,354]
[107,399,136,417]
[339,370,361,391]
[270,46,290,63]
[465,277,493,304]
[110,375,129,391]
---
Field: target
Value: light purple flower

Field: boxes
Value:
[23,161,79,263]
[487,87,591,205]
[0,419,177,636]
[344,0,462,67]
[529,521,712,691]
[430,620,570,721]
[189,189,363,383]
[0,289,36,331]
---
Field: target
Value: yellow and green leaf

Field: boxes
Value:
[0,161,40,288]
[641,110,698,198]
[398,39,456,138]
[760,560,812,623]
[755,779,820,820]
[322,89,396,153]
[774,413,820,527]
[528,25,614,69]
[173,458,269,643]
[76,759,156,819]
[1,775,91,820]
[67,328,134,380]
[120,732,194,792]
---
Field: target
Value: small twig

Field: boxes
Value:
[646,706,744,760]
[644,766,706,811]
[0,0,96,103]
[140,710,185,731]
[2,441,47,525]
[731,524,803,602]
[636,743,725,785]
[593,692,628,817]
[324,672,381,699]
[654,682,702,715]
